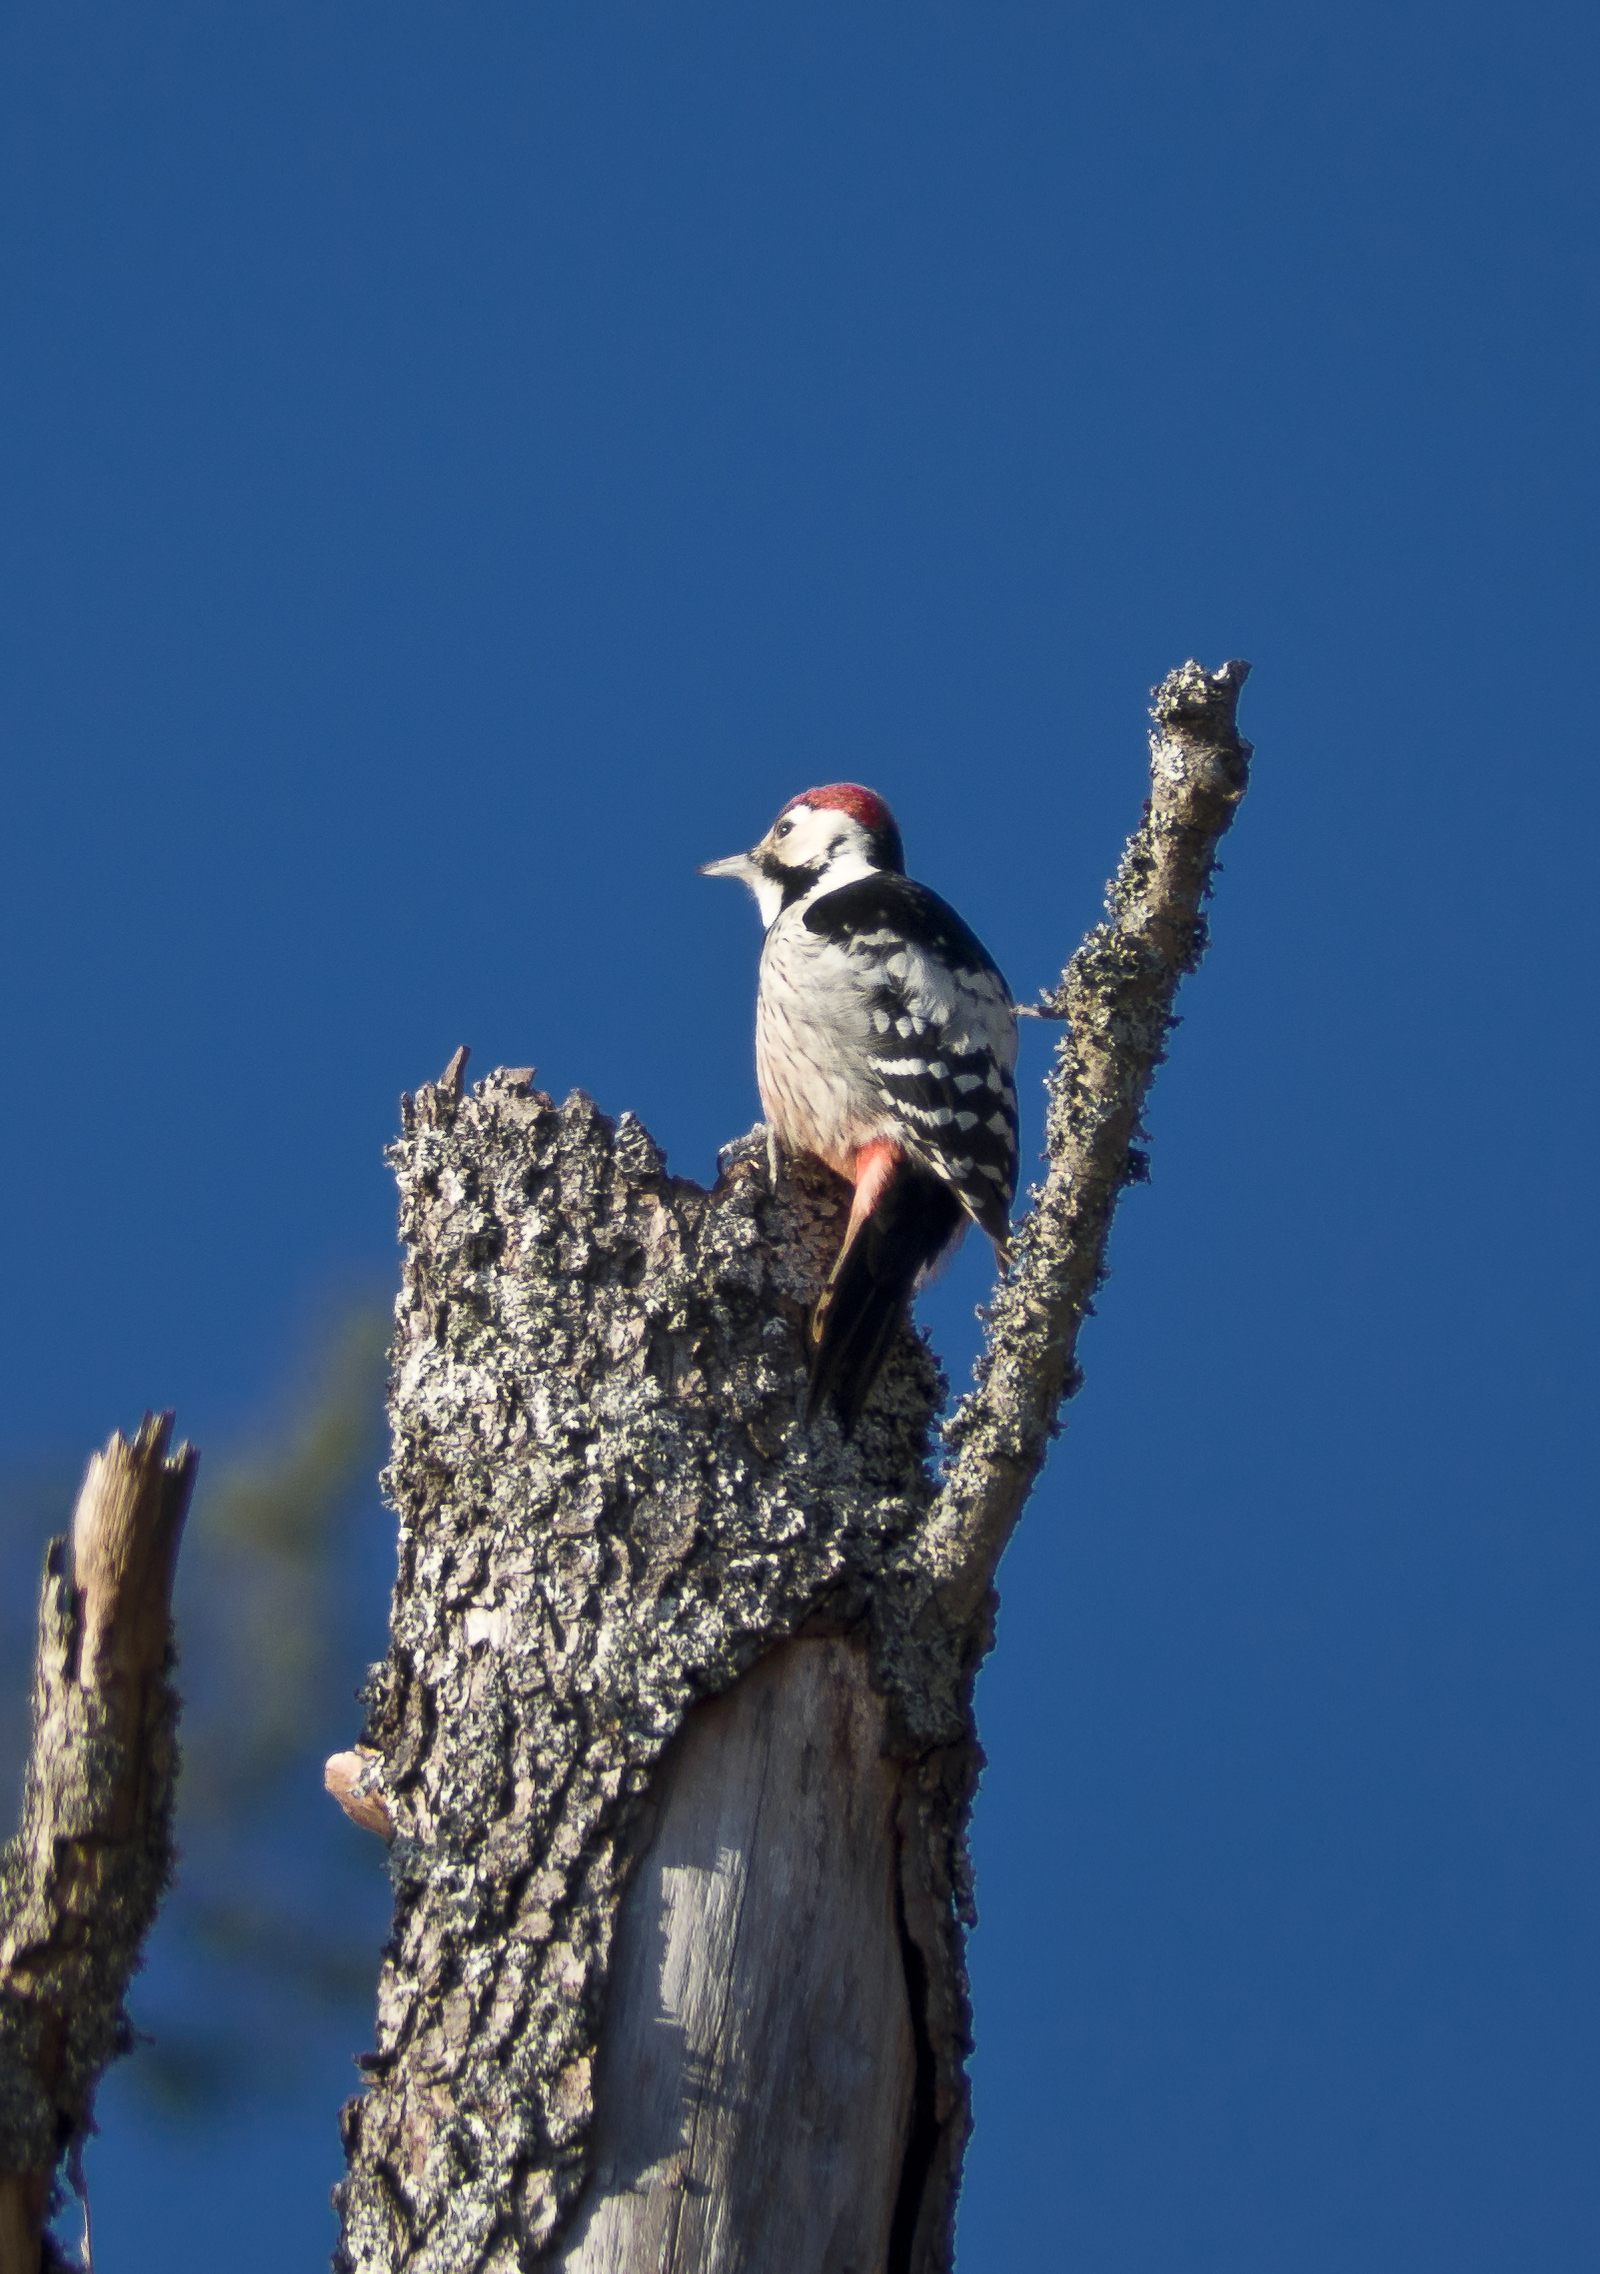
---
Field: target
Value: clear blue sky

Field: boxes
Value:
[3,3,1597,2268]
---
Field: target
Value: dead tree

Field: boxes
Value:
[329,660,1252,2273]
[0,663,1250,2273]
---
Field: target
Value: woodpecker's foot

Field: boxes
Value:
[765,1126,782,1192]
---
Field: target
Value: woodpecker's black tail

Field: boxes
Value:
[807,1163,964,1434]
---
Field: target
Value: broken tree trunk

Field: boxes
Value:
[332,661,1253,2274]
[0,1415,197,2274]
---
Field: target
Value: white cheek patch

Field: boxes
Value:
[751,874,786,927]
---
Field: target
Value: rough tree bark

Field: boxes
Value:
[0,1415,197,2274]
[332,661,1252,2274]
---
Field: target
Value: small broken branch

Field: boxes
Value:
[325,1748,394,1843]
[925,658,1252,1619]
[0,1414,197,2274]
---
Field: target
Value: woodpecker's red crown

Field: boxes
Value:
[780,784,904,874]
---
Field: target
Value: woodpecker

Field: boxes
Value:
[702,783,1018,1431]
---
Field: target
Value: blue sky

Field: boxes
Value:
[2,3,1597,2268]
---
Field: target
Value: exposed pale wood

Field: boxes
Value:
[556,1638,915,2274]
[0,1413,197,2274]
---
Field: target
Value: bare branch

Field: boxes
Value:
[0,1415,197,2274]
[923,659,1253,1619]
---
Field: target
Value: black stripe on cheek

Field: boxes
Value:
[778,861,823,907]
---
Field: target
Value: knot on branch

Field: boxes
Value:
[1147,659,1253,810]
[1150,654,1252,735]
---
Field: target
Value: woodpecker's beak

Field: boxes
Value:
[698,850,759,882]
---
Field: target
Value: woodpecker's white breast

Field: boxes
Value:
[755,868,1019,1245]
[756,900,884,1173]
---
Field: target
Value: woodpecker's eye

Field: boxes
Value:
[774,818,794,841]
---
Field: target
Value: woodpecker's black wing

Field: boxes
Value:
[802,872,1002,973]
[803,873,1019,1247]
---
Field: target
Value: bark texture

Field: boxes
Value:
[335,661,1252,2274]
[0,1414,197,2274]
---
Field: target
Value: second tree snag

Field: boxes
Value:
[0,1414,197,2274]
[333,661,1252,2274]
